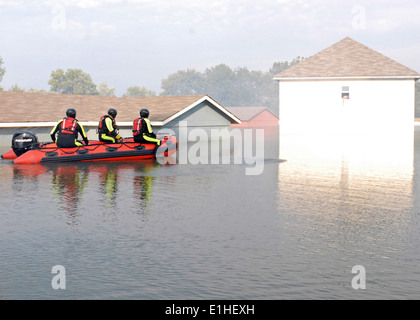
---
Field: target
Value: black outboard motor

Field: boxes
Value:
[12,131,39,157]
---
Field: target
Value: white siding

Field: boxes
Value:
[279,79,415,135]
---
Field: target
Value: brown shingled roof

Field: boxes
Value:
[0,92,231,124]
[274,37,420,79]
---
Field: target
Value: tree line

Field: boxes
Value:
[0,55,305,113]
[159,58,304,112]
[1,55,419,116]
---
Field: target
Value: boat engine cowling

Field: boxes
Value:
[12,131,39,157]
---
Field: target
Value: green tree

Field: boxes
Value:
[28,88,48,93]
[230,67,266,106]
[48,68,98,95]
[0,55,5,91]
[9,84,25,92]
[123,86,156,97]
[160,69,206,96]
[159,57,303,112]
[270,56,305,75]
[204,64,236,104]
[0,55,5,83]
[97,81,116,96]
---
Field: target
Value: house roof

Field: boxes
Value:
[226,106,278,122]
[0,92,240,126]
[274,37,420,80]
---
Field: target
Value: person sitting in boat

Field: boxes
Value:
[98,108,123,143]
[132,108,161,147]
[50,108,89,148]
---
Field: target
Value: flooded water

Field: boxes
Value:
[1,128,420,300]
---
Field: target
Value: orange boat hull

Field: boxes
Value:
[11,136,177,165]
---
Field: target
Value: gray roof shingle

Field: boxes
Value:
[274,37,420,79]
[0,92,237,124]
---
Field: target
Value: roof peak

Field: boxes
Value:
[274,37,420,79]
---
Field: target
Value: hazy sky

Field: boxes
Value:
[1,0,420,96]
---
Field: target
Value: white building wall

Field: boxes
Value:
[279,79,415,135]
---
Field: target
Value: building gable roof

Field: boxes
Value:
[226,106,278,122]
[274,37,420,80]
[0,92,240,125]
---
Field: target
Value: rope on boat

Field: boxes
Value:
[33,140,145,155]
[31,134,171,155]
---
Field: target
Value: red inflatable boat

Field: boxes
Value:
[1,131,178,164]
[1,148,18,160]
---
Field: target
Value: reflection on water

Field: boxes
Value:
[1,129,420,299]
[51,165,89,220]
[277,131,419,298]
[279,132,414,211]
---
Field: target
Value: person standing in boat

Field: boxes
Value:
[98,108,123,143]
[50,108,89,148]
[132,108,161,146]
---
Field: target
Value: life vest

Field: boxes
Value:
[132,118,143,136]
[60,117,78,135]
[97,115,115,134]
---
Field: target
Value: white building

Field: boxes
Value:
[273,37,420,135]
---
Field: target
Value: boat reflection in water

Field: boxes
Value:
[10,160,164,224]
[51,165,89,222]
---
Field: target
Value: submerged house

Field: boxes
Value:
[273,37,420,135]
[226,106,280,159]
[0,92,240,146]
[226,106,279,128]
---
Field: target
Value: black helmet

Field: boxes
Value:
[108,108,117,118]
[140,108,149,118]
[66,108,76,118]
